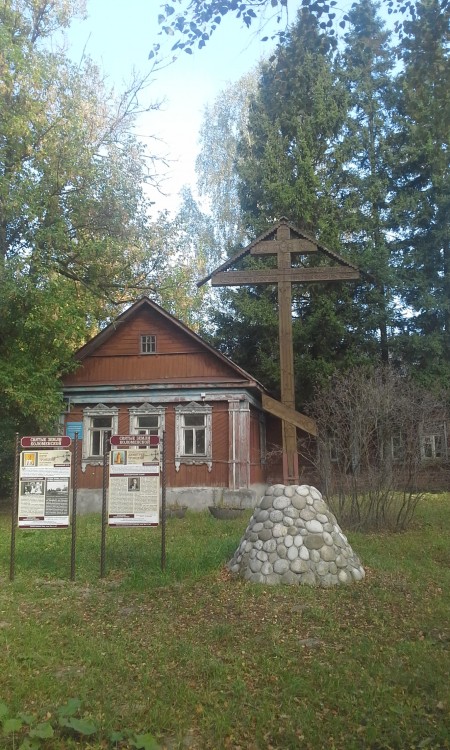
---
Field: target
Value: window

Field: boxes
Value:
[140,334,156,354]
[391,433,404,462]
[91,416,112,455]
[420,422,447,462]
[129,403,165,439]
[329,437,339,463]
[175,402,212,471]
[82,404,118,467]
[183,413,206,455]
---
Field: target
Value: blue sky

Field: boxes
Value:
[64,0,299,214]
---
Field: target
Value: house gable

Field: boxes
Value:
[64,297,262,388]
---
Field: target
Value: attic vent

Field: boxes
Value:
[140,334,156,354]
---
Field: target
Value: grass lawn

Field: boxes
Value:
[0,495,449,749]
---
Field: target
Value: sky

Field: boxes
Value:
[63,0,303,215]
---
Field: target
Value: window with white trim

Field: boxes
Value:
[175,402,212,471]
[82,404,118,463]
[129,403,165,439]
[140,334,156,354]
[420,422,448,461]
[420,422,447,461]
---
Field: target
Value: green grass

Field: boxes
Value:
[0,497,449,749]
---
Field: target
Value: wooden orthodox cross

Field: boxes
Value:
[198,219,360,484]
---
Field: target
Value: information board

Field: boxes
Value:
[18,446,72,528]
[108,441,160,527]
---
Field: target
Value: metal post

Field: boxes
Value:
[100,443,109,578]
[9,433,20,582]
[70,433,78,581]
[161,431,166,572]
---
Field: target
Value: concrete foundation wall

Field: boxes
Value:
[72,484,267,515]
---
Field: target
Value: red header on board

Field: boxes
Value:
[110,435,160,447]
[20,436,72,448]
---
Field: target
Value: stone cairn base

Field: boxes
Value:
[227,484,365,586]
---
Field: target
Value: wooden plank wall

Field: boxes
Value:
[65,310,242,385]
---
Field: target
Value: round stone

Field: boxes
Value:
[299,508,316,521]
[287,545,298,561]
[265,573,281,585]
[270,510,284,523]
[249,558,262,573]
[254,539,263,550]
[284,507,299,519]
[273,485,286,497]
[338,570,350,584]
[305,519,324,533]
[306,494,314,505]
[255,509,270,523]
[316,561,329,576]
[303,534,325,550]
[287,525,297,535]
[336,554,347,568]
[249,548,257,559]
[316,513,329,524]
[273,559,289,575]
[258,528,272,542]
[299,546,310,561]
[248,532,258,542]
[290,558,309,573]
[273,496,290,510]
[263,538,277,553]
[320,545,336,562]
[284,535,294,548]
[310,487,322,501]
[259,496,273,510]
[284,485,296,498]
[261,562,273,576]
[323,532,333,546]
[265,486,275,496]
[297,485,310,496]
[252,522,264,533]
[257,550,268,562]
[351,568,364,581]
[293,534,303,547]
[329,562,337,574]
[272,523,287,538]
[277,544,287,558]
[313,499,328,514]
[310,550,321,563]
[244,541,252,552]
[291,496,307,511]
[263,521,274,529]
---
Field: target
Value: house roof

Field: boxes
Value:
[73,295,268,391]
[197,217,361,287]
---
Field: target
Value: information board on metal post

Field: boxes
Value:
[18,436,72,528]
[108,435,160,527]
[9,433,20,581]
[70,433,79,581]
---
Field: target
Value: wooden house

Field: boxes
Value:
[61,297,315,513]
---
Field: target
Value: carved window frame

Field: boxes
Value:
[82,404,118,471]
[129,402,165,438]
[174,401,212,472]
